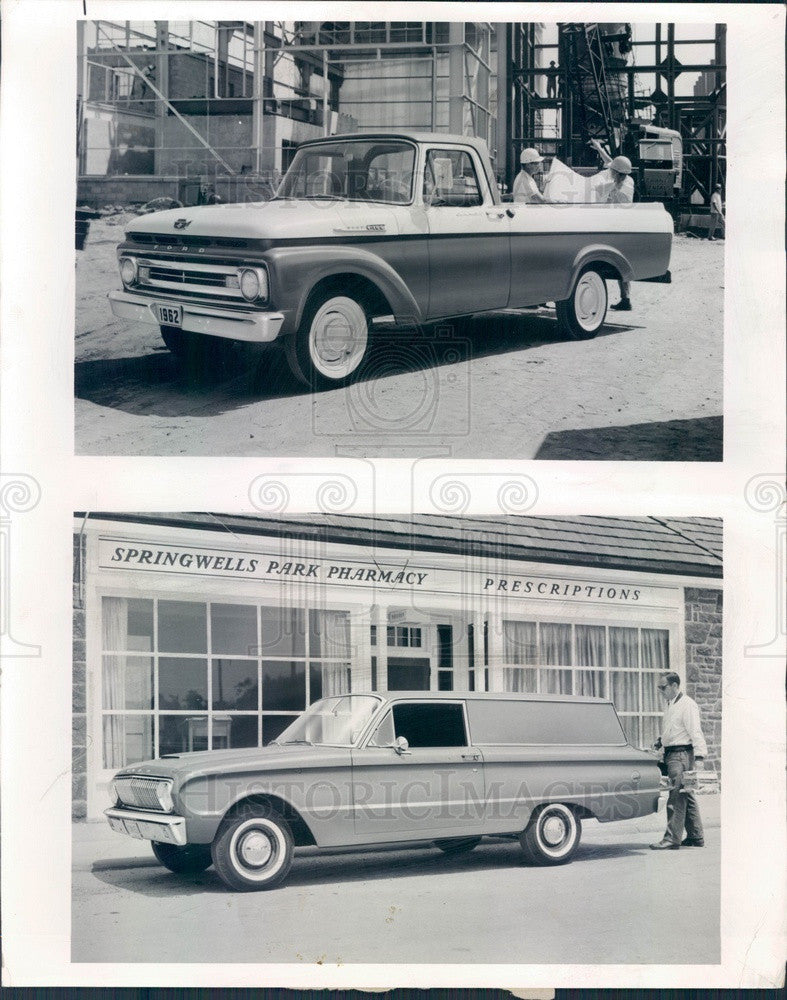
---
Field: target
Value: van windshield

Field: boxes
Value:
[274,695,382,747]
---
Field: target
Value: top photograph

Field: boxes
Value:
[74,20,725,460]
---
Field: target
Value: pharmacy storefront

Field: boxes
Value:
[74,515,723,819]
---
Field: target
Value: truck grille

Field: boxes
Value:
[136,257,244,301]
[115,775,168,811]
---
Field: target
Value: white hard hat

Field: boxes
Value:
[610,155,632,175]
[520,147,544,165]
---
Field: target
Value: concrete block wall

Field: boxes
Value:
[73,532,88,819]
[684,586,723,778]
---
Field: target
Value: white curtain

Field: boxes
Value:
[312,610,351,698]
[102,597,128,768]
[503,666,537,693]
[641,628,669,713]
[503,620,537,664]
[575,624,606,697]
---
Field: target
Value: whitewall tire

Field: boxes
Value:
[211,804,295,891]
[555,267,608,340]
[519,803,581,866]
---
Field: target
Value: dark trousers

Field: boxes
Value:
[664,748,704,844]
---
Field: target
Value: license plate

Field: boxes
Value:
[155,303,182,326]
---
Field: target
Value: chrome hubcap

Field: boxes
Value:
[238,830,273,868]
[309,297,368,379]
[542,815,567,846]
[575,272,605,330]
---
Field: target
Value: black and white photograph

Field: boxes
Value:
[73,512,722,964]
[74,18,725,459]
[0,0,785,991]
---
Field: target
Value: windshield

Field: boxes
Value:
[274,695,382,747]
[277,140,416,204]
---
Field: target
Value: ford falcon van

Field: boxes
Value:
[108,131,673,389]
[105,691,662,891]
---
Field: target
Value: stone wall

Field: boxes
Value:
[683,586,723,778]
[73,532,87,819]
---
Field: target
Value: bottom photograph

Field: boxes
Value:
[72,512,722,965]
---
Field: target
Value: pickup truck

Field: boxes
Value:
[108,131,673,389]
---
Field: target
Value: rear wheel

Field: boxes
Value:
[286,291,370,390]
[434,836,481,856]
[151,841,213,874]
[519,803,581,866]
[211,804,294,891]
[555,267,608,340]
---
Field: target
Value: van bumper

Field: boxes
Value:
[108,290,285,343]
[105,806,188,846]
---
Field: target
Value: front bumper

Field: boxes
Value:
[105,806,187,846]
[108,290,285,343]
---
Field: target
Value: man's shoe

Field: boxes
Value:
[650,839,680,850]
[611,299,632,311]
[681,837,705,847]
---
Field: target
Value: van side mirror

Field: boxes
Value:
[393,736,411,756]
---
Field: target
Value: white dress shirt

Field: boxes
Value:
[661,691,708,757]
[512,170,543,203]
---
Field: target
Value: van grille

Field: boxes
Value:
[115,775,168,811]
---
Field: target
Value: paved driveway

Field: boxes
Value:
[73,794,719,965]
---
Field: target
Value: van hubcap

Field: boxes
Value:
[238,830,273,868]
[542,815,568,846]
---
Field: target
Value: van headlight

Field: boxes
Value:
[238,266,268,303]
[119,256,138,287]
[154,780,175,813]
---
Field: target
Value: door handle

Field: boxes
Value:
[461,752,481,761]
[486,210,506,220]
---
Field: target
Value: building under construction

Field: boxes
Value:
[77,20,725,217]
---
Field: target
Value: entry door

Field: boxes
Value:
[423,147,510,318]
[351,700,485,842]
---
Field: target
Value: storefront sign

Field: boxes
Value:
[97,536,679,609]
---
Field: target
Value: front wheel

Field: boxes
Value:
[211,804,294,891]
[151,841,213,874]
[519,803,581,866]
[286,292,370,390]
[555,267,608,340]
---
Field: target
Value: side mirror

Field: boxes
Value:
[393,736,411,756]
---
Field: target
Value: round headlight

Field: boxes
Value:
[119,256,138,286]
[154,780,174,813]
[238,267,261,301]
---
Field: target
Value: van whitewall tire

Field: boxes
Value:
[519,803,581,866]
[151,840,213,874]
[555,266,608,340]
[287,292,370,389]
[211,804,294,891]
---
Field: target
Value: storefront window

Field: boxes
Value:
[503,619,669,747]
[100,597,355,767]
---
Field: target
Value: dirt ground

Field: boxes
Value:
[75,220,723,459]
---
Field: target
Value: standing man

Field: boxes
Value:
[513,148,547,204]
[589,138,635,310]
[650,672,708,850]
[708,183,725,240]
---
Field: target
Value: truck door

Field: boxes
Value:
[423,147,510,319]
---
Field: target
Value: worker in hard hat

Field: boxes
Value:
[589,138,635,309]
[513,148,548,204]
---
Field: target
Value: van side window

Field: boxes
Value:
[391,702,468,748]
